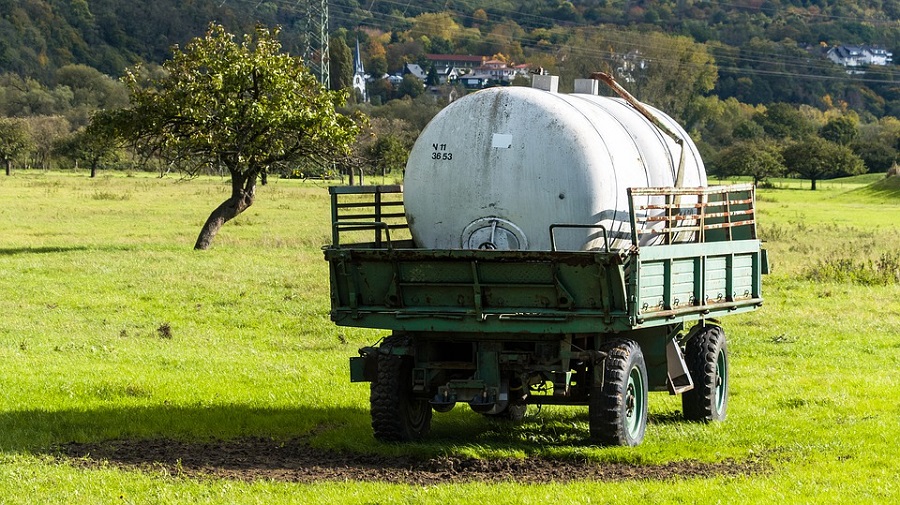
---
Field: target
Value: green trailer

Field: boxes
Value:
[324,184,766,445]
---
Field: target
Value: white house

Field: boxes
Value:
[402,63,427,81]
[827,45,893,68]
[475,59,518,81]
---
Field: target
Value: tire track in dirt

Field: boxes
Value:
[57,437,764,485]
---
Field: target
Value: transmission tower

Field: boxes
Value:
[302,0,330,89]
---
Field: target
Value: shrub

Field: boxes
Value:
[805,252,900,285]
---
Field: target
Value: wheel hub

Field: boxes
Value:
[625,385,636,418]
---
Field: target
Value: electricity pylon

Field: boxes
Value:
[302,0,330,89]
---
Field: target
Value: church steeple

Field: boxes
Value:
[354,38,365,75]
[353,37,367,102]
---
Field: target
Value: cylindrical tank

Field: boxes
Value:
[403,86,706,251]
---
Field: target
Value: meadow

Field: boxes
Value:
[0,170,898,504]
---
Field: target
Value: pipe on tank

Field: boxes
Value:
[590,72,688,187]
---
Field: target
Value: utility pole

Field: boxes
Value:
[302,0,330,89]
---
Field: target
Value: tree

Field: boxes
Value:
[753,103,815,140]
[782,137,866,190]
[24,115,71,169]
[366,135,408,177]
[329,36,353,91]
[55,64,129,109]
[408,12,461,42]
[367,78,393,106]
[0,118,32,176]
[425,65,439,86]
[103,24,360,249]
[630,32,717,121]
[54,123,120,177]
[397,74,424,99]
[555,28,715,122]
[713,140,785,186]
[368,55,388,78]
[359,117,414,178]
[853,116,900,172]
[820,115,859,146]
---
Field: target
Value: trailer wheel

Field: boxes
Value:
[589,339,648,446]
[370,350,432,442]
[682,325,728,422]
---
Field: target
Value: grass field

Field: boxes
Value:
[1,170,898,503]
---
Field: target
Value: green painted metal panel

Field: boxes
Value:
[639,262,665,309]
[637,240,760,260]
[671,258,697,307]
[732,254,755,299]
[325,187,765,338]
[704,256,728,303]
[326,243,764,334]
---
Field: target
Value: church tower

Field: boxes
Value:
[352,38,367,102]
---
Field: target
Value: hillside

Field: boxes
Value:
[849,173,900,201]
[0,0,305,80]
[2,1,899,114]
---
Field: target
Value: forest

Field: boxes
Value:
[1,0,900,185]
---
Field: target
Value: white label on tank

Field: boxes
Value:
[491,133,512,149]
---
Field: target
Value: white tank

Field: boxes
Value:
[403,85,706,251]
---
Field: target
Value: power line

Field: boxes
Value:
[216,0,898,88]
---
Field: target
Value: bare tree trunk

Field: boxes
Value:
[4,159,10,176]
[194,171,257,250]
[90,162,97,178]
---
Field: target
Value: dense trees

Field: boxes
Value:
[2,0,900,190]
[100,24,360,249]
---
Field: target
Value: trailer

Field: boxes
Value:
[324,183,766,446]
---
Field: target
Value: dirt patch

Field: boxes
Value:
[57,437,764,485]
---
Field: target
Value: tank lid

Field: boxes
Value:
[461,217,528,250]
[531,74,559,93]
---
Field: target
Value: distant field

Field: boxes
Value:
[1,171,898,504]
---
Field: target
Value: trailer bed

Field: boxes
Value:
[325,184,765,335]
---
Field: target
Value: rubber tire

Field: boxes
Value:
[589,339,648,446]
[682,325,728,422]
[370,346,432,442]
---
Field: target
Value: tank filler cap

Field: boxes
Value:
[461,218,528,250]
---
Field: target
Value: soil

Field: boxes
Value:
[57,437,764,485]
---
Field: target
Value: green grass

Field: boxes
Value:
[1,171,899,503]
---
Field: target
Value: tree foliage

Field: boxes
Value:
[101,24,361,249]
[24,115,71,169]
[53,122,120,178]
[397,74,424,99]
[0,117,32,175]
[5,0,900,183]
[853,116,900,172]
[630,32,717,121]
[329,36,353,91]
[754,103,816,140]
[782,136,866,190]
[820,115,860,146]
[713,140,786,186]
